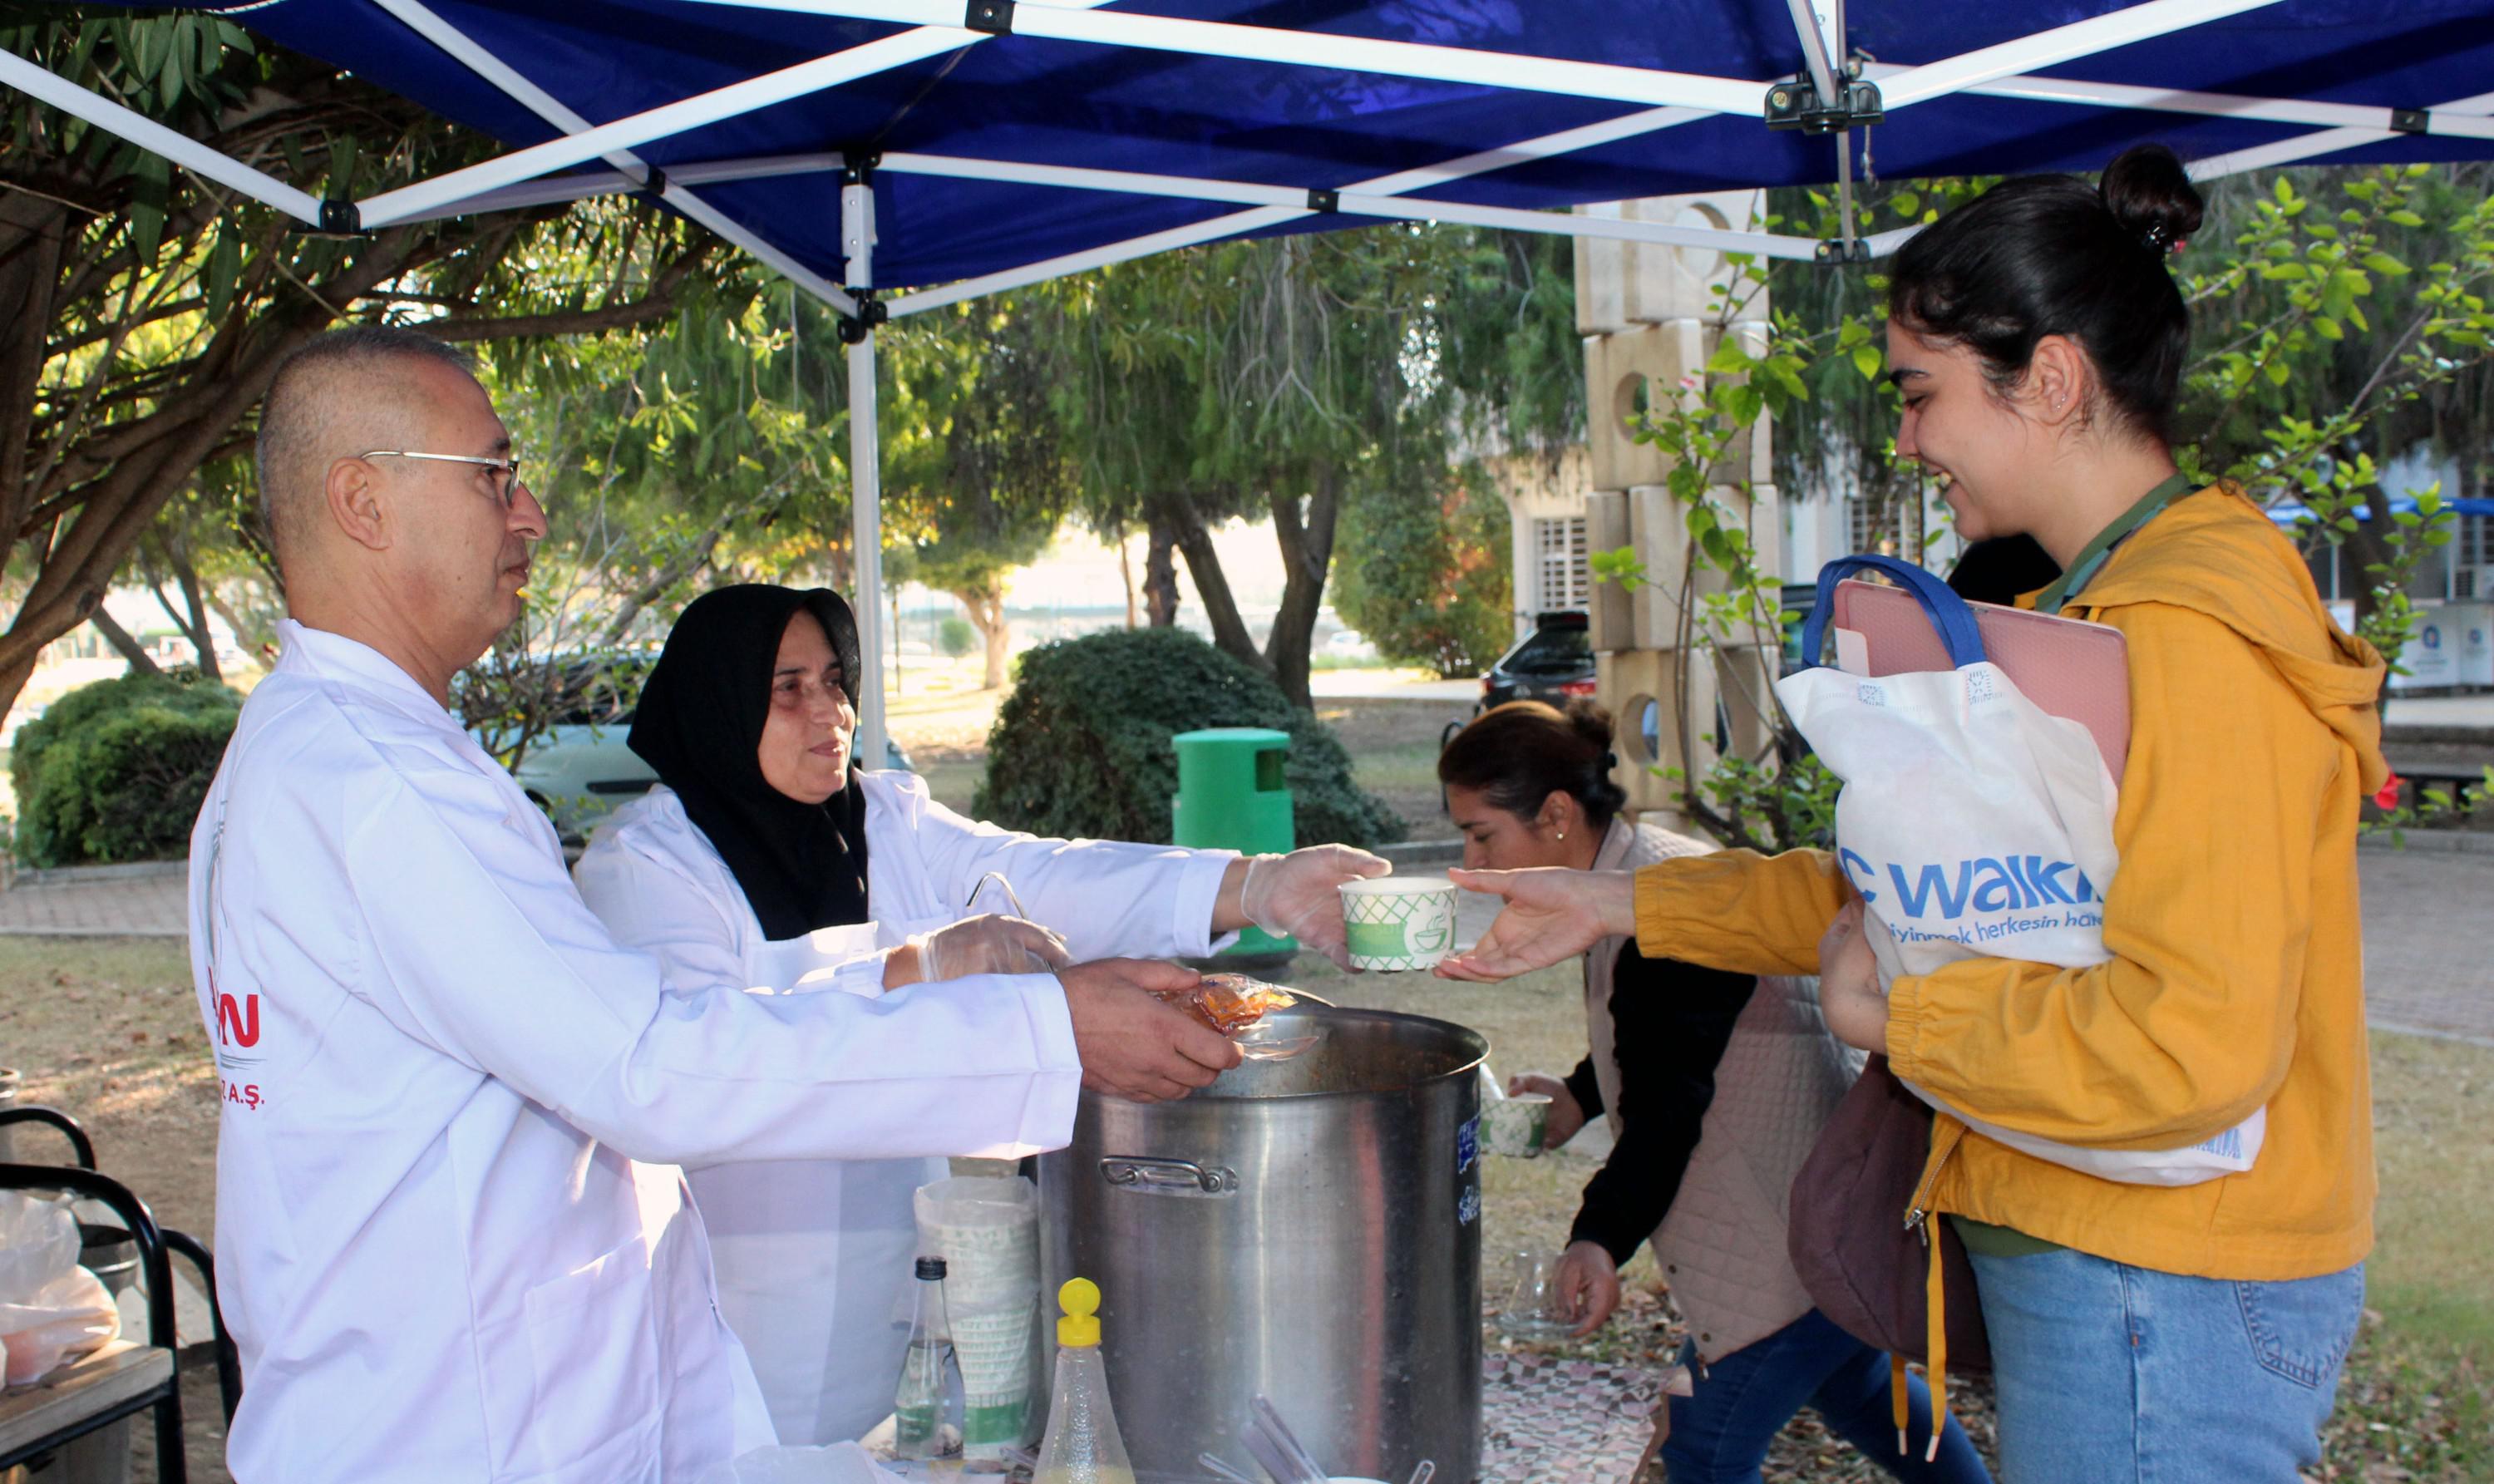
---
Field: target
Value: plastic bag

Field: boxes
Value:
[0,1191,121,1386]
[1157,972,1295,1034]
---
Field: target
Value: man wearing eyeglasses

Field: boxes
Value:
[185,325,1231,1483]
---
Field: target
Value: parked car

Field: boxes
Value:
[470,653,913,850]
[1476,611,1595,712]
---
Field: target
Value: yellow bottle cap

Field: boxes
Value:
[1057,1276,1102,1348]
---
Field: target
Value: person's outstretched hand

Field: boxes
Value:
[1057,958,1242,1102]
[906,914,1070,984]
[1434,867,1639,981]
[1240,845,1391,969]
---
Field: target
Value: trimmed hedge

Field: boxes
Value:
[10,671,242,867]
[973,627,1404,850]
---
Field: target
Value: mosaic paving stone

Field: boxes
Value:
[1479,1350,1660,1483]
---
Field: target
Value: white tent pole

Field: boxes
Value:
[841,171,889,772]
[1879,0,2288,111]
[377,151,854,225]
[1861,62,2494,140]
[699,0,2283,120]
[2190,90,2494,180]
[1783,0,1841,104]
[353,32,972,227]
[370,2,865,312]
[876,151,1822,259]
[885,102,1729,318]
[0,47,324,224]
[686,0,1761,112]
[356,0,1128,229]
[887,207,1304,318]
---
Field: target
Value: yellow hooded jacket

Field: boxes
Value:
[1634,484,2388,1280]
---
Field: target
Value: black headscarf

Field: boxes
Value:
[628,584,871,939]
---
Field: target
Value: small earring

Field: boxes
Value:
[1555,829,1567,841]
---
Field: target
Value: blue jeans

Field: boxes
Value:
[1968,1248,2365,1484]
[1663,1308,1994,1484]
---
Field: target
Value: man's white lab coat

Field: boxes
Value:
[572,777,1233,1443]
[188,621,1082,1482]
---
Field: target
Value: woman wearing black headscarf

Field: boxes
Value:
[574,583,1386,1446]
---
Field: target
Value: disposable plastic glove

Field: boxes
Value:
[1239,845,1391,969]
[912,913,1071,982]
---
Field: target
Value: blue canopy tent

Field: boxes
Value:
[11,0,2494,756]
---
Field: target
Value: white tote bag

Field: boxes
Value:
[1779,555,2261,1186]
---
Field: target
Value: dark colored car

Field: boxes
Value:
[1476,611,1596,713]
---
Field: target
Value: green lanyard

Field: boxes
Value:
[2032,471,2196,615]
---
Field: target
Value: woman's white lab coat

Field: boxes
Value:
[573,771,1234,1443]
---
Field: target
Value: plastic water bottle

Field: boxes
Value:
[892,1255,964,1462]
[1034,1277,1135,1484]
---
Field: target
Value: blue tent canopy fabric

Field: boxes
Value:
[65,0,2494,293]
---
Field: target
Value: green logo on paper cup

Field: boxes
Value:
[1408,915,1452,953]
[1346,919,1407,958]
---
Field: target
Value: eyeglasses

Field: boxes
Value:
[356,449,525,506]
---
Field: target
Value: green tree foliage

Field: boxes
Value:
[1040,227,1580,707]
[3,12,721,726]
[8,669,240,865]
[1331,472,1513,677]
[972,628,1402,850]
[937,615,976,658]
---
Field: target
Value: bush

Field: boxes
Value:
[1331,474,1515,678]
[10,671,242,867]
[973,628,1404,850]
[937,614,978,658]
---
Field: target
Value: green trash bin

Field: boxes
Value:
[1171,727,1294,957]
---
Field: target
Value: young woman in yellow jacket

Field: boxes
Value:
[1442,144,2389,1484]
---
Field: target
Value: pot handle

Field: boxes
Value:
[1100,1156,1239,1196]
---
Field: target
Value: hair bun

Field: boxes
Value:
[1561,697,1615,751]
[2101,143,2204,256]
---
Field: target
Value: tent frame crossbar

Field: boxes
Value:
[4,0,2463,293]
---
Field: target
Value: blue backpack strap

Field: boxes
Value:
[1801,554,1989,669]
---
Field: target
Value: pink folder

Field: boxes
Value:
[1828,579,2132,778]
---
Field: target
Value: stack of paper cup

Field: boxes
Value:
[913,1176,1041,1458]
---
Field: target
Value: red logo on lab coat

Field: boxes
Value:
[215,992,261,1048]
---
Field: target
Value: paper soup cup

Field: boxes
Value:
[1480,1093,1551,1158]
[1339,875,1458,971]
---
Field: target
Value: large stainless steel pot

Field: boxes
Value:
[1039,1004,1486,1483]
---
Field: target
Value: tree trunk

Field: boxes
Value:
[148,535,222,682]
[950,582,1013,689]
[88,609,160,675]
[1118,529,1140,629]
[207,593,278,670]
[1143,513,1181,628]
[1157,490,1264,672]
[1263,471,1340,711]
